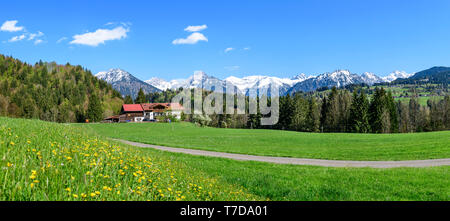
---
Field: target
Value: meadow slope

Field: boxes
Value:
[1,118,449,201]
[0,117,259,201]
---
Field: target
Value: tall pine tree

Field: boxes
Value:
[349,90,370,133]
[134,88,147,104]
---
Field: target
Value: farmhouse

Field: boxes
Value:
[107,103,184,123]
[120,104,145,122]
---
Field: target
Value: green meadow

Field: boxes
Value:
[1,117,449,201]
[81,122,450,161]
[0,117,259,201]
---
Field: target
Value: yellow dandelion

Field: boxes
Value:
[73,194,78,198]
[65,187,71,192]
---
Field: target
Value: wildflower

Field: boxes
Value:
[65,187,71,192]
[90,193,96,197]
[9,141,15,146]
[73,194,78,198]
[30,183,34,188]
[6,162,12,167]
[81,193,87,198]
[95,191,100,195]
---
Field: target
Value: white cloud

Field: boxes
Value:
[184,24,207,32]
[8,34,26,42]
[172,32,208,45]
[34,39,44,45]
[56,37,68,43]
[1,20,24,32]
[243,47,251,50]
[70,26,129,47]
[28,31,44,40]
[225,47,234,53]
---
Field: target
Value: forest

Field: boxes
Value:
[0,55,123,123]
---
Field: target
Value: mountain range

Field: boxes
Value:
[95,68,418,97]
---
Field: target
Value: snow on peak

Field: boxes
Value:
[95,68,132,83]
[144,77,172,90]
[382,71,414,82]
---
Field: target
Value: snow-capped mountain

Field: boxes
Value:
[145,77,174,91]
[98,68,417,98]
[382,71,414,82]
[95,68,160,98]
[360,72,385,85]
[146,71,232,91]
[145,72,312,96]
[225,74,311,96]
[288,70,368,94]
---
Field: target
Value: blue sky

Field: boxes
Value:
[1,0,450,80]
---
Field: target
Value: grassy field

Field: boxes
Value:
[80,122,450,161]
[145,148,449,201]
[0,117,259,201]
[1,117,449,200]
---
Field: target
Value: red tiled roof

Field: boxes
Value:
[141,103,167,111]
[140,103,184,111]
[122,104,144,112]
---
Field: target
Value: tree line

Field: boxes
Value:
[277,87,449,133]
[133,86,450,133]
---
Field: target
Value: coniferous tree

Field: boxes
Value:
[290,94,308,131]
[124,95,134,104]
[321,87,339,132]
[385,91,399,133]
[277,94,294,130]
[369,87,387,133]
[349,90,370,133]
[86,93,103,122]
[135,88,147,104]
[306,97,320,132]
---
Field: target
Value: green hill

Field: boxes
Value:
[0,55,123,122]
[392,66,450,85]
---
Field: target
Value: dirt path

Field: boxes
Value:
[114,139,450,168]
